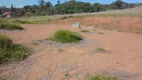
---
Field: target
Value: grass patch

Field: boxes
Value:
[136,32,142,34]
[0,23,24,30]
[0,35,31,64]
[95,47,107,53]
[13,19,37,24]
[81,30,90,32]
[49,30,82,43]
[97,32,104,34]
[87,74,117,80]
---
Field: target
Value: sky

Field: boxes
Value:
[0,0,142,8]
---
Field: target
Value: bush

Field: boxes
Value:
[87,74,117,80]
[0,35,31,64]
[13,19,36,24]
[49,30,82,43]
[81,30,90,32]
[0,23,24,30]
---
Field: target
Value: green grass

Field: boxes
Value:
[49,30,83,43]
[81,30,90,32]
[13,19,37,24]
[87,74,117,80]
[0,35,31,64]
[95,47,107,53]
[0,23,24,30]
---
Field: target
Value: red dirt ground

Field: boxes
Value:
[0,16,142,80]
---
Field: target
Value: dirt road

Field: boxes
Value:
[0,17,142,80]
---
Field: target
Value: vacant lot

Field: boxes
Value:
[0,7,142,80]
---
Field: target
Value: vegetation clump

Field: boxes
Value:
[0,23,24,30]
[81,30,90,32]
[136,32,142,34]
[49,30,82,43]
[95,47,107,53]
[87,74,117,80]
[97,32,104,34]
[0,35,31,64]
[13,19,36,24]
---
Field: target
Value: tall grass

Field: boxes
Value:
[0,35,31,64]
[49,30,83,43]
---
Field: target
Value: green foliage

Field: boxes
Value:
[49,30,82,43]
[81,30,90,32]
[87,74,117,80]
[0,23,24,30]
[13,19,36,24]
[0,35,31,64]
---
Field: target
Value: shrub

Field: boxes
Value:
[0,23,24,30]
[81,30,90,32]
[13,19,36,24]
[0,35,31,64]
[49,30,82,43]
[87,74,117,80]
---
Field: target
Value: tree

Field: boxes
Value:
[45,1,53,8]
[111,0,128,9]
[39,0,45,7]
[57,0,60,4]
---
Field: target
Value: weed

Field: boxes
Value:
[81,30,90,32]
[95,47,107,53]
[87,74,117,80]
[32,42,40,46]
[136,32,142,34]
[58,48,64,52]
[64,73,69,77]
[97,32,104,34]
[49,30,82,43]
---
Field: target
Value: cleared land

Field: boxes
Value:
[0,7,142,80]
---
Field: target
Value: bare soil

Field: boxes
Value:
[0,16,142,80]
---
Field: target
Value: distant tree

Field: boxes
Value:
[111,0,128,9]
[57,0,60,4]
[45,1,53,8]
[93,3,101,12]
[39,0,45,7]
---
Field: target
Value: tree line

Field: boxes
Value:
[0,0,141,17]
